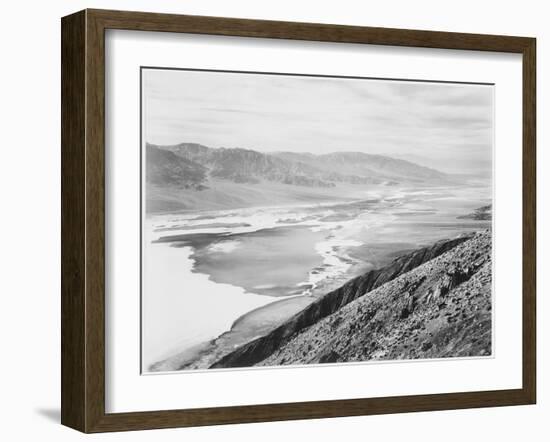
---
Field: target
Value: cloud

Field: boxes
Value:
[427,115,492,129]
[142,68,493,174]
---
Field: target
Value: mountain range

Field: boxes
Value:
[147,142,448,186]
[145,142,450,212]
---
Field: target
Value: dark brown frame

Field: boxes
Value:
[61,8,536,433]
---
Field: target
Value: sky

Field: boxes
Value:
[143,68,493,175]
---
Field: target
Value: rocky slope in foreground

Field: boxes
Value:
[257,230,492,366]
[210,233,481,369]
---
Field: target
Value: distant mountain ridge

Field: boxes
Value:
[156,142,338,187]
[274,151,447,182]
[146,142,448,190]
[146,145,207,189]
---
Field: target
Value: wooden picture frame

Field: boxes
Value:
[61,8,536,433]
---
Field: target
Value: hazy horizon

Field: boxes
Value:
[143,68,493,176]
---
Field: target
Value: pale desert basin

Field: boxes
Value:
[142,181,491,372]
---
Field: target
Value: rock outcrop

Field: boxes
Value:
[457,205,492,221]
[210,233,476,368]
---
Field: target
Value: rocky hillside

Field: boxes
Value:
[210,233,477,369]
[257,230,492,366]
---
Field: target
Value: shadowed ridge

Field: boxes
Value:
[211,233,473,368]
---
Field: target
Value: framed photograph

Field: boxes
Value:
[61,9,536,433]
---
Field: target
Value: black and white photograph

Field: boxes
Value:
[2,0,544,438]
[141,68,493,373]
